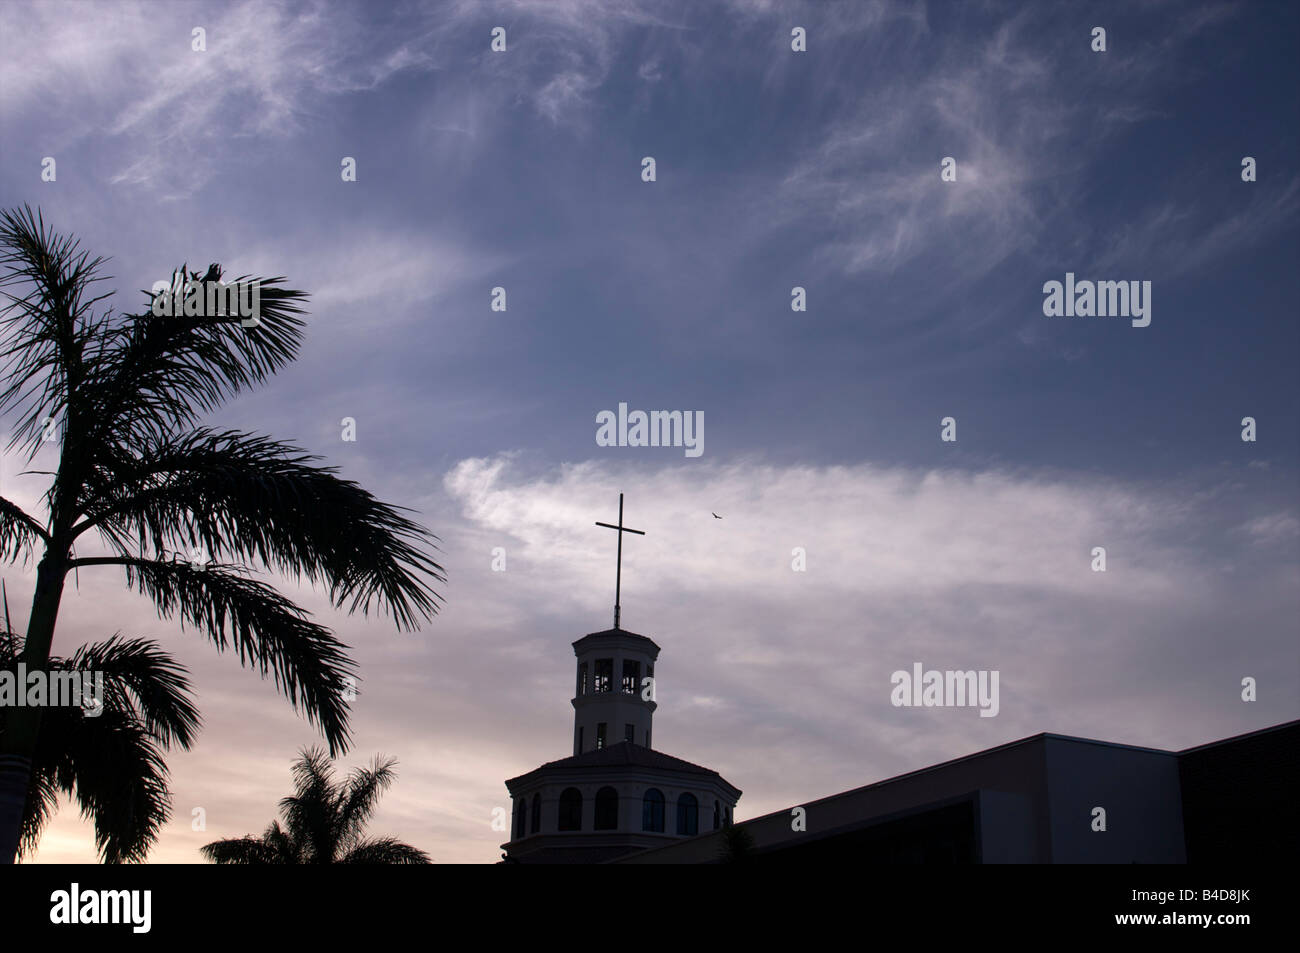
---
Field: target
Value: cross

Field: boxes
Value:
[595,493,645,630]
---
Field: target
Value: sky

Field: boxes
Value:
[0,0,1296,864]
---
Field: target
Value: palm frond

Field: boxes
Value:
[68,636,200,749]
[262,819,298,862]
[0,205,114,462]
[338,754,398,849]
[280,746,339,862]
[84,265,307,450]
[341,837,431,865]
[15,754,60,862]
[102,558,355,754]
[0,495,49,565]
[199,832,279,865]
[57,706,172,864]
[3,633,196,863]
[73,428,445,630]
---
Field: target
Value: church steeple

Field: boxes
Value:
[501,492,740,863]
[574,494,656,754]
[571,627,659,755]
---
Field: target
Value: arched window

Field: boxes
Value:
[558,787,583,831]
[513,797,526,839]
[642,788,665,832]
[713,799,721,830]
[530,793,541,834]
[595,786,619,830]
[676,792,699,836]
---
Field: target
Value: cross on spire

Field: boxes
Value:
[595,492,645,630]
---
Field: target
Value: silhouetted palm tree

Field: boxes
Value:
[0,206,445,862]
[0,622,199,862]
[201,747,429,864]
[717,823,756,864]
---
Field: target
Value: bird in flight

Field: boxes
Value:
[712,512,722,519]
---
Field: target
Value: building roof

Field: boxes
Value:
[572,627,660,651]
[539,741,721,776]
[507,741,733,787]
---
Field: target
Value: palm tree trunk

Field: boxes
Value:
[0,553,68,862]
[0,753,30,864]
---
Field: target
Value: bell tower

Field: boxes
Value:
[572,492,657,753]
[571,628,659,754]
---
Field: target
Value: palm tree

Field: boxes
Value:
[201,747,429,864]
[0,206,445,862]
[1,620,200,862]
[717,823,756,864]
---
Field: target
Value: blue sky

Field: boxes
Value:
[1,0,1297,863]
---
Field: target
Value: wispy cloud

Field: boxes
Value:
[759,2,1253,282]
[1095,176,1300,278]
[2,0,442,197]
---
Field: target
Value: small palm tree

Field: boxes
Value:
[201,747,429,864]
[0,621,200,863]
[717,823,756,864]
[0,206,445,862]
